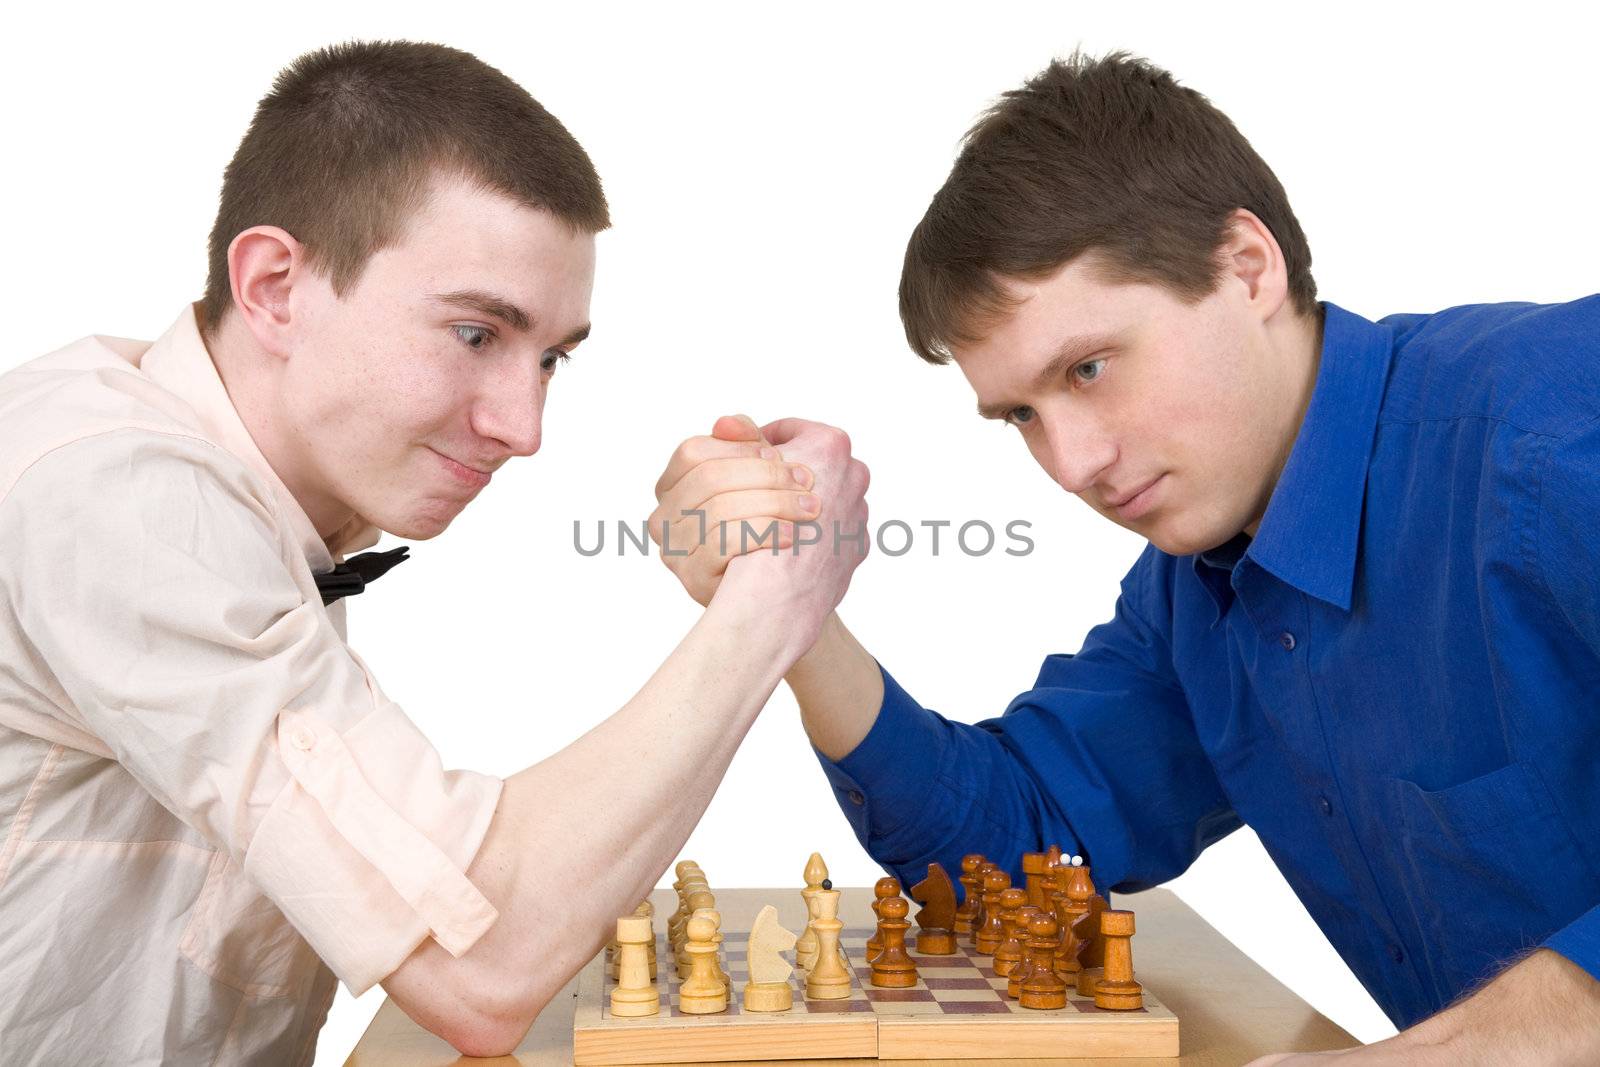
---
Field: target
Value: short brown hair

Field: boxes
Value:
[899,49,1317,364]
[200,40,609,338]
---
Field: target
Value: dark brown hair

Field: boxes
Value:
[200,40,609,339]
[900,48,1317,364]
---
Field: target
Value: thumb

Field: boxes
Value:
[711,413,769,446]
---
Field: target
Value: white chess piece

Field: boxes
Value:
[743,904,799,1012]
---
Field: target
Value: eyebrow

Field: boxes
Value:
[975,331,1122,419]
[430,288,592,346]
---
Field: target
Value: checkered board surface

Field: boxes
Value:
[573,927,1179,1063]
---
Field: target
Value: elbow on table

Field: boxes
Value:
[428,981,557,1058]
[441,1006,538,1059]
[384,951,560,1058]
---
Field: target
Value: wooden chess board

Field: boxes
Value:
[573,924,1178,1063]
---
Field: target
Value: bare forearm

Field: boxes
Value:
[1252,949,1600,1066]
[1408,948,1600,1064]
[387,592,810,1050]
[785,611,883,761]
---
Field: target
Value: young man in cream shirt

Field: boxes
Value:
[0,41,860,1063]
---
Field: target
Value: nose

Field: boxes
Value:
[471,357,545,458]
[1042,414,1116,496]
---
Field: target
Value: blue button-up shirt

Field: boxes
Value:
[818,296,1600,1029]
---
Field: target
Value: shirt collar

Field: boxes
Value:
[1233,300,1397,613]
[137,304,382,570]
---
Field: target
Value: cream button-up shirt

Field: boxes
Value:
[0,304,504,1064]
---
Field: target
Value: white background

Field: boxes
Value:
[4,1,1597,1062]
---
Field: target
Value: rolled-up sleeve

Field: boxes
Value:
[1545,906,1600,985]
[0,429,503,994]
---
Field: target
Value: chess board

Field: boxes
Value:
[573,924,1179,1063]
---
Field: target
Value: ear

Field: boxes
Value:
[1220,208,1289,323]
[226,225,304,361]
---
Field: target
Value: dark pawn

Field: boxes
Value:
[1019,914,1069,1010]
[974,867,1011,955]
[1005,907,1044,997]
[869,896,919,988]
[954,854,985,935]
[865,877,900,962]
[992,889,1031,978]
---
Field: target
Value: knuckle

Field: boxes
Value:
[682,436,716,464]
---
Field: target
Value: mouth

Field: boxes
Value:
[431,448,493,490]
[1107,475,1164,521]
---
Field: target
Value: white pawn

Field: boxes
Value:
[676,888,716,977]
[679,909,729,1014]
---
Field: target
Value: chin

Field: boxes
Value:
[1142,515,1234,558]
[398,515,457,540]
[366,502,459,541]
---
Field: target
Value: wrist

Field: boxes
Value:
[786,611,847,683]
[702,564,827,667]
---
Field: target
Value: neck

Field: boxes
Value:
[1242,303,1325,538]
[207,312,357,543]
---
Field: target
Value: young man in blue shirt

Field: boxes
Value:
[652,49,1600,1064]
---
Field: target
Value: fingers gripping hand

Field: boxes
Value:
[650,415,820,606]
[720,417,872,636]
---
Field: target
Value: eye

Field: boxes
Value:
[451,324,493,351]
[1073,357,1107,385]
[541,349,572,374]
[1003,405,1036,427]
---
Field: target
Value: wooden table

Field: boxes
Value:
[346,887,1357,1066]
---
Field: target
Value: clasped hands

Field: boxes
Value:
[650,414,869,641]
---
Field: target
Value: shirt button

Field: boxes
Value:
[1318,795,1333,816]
[291,728,316,751]
[1278,631,1297,651]
[847,790,865,806]
[1388,943,1405,964]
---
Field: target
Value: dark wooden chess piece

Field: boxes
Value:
[993,889,1032,979]
[865,877,900,962]
[869,896,919,988]
[1093,910,1144,1010]
[910,862,957,955]
[1005,907,1044,997]
[1048,863,1086,982]
[1021,851,1052,911]
[954,854,985,936]
[974,867,1011,955]
[1019,914,1070,1010]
